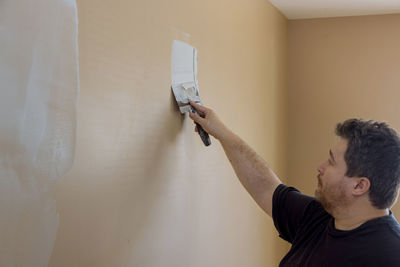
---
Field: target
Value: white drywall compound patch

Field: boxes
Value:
[0,0,79,266]
[171,40,202,113]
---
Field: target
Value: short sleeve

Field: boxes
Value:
[272,184,315,243]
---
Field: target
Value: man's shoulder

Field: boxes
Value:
[272,184,331,243]
[342,218,400,266]
[384,214,400,241]
[361,214,400,248]
[365,224,400,266]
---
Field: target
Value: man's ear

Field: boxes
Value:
[352,177,370,196]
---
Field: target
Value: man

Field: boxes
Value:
[188,101,400,266]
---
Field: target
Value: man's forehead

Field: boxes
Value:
[331,137,348,157]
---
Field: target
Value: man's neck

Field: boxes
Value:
[333,207,389,231]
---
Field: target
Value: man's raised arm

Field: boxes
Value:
[188,101,282,216]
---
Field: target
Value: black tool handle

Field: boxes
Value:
[195,122,211,146]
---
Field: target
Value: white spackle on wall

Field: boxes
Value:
[0,0,79,266]
[171,40,202,113]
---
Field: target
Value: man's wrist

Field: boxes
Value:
[217,127,237,146]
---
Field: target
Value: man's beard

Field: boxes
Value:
[315,175,346,215]
[315,179,332,213]
[315,187,334,215]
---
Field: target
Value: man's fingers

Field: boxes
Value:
[189,101,208,115]
[193,119,199,132]
[189,111,205,126]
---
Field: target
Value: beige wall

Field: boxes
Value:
[49,0,288,266]
[288,14,400,217]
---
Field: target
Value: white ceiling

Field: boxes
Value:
[269,0,400,19]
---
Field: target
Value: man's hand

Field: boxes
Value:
[188,101,229,140]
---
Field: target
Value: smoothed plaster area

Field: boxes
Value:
[0,0,79,266]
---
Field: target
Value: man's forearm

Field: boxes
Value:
[187,102,281,216]
[218,129,282,216]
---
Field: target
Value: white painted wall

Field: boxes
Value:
[0,1,79,266]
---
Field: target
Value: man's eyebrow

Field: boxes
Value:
[329,149,336,163]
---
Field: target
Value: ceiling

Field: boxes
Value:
[269,0,400,19]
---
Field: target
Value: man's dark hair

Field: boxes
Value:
[336,119,400,209]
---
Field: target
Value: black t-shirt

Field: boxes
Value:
[272,184,400,267]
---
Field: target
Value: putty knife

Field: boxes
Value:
[171,40,211,146]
